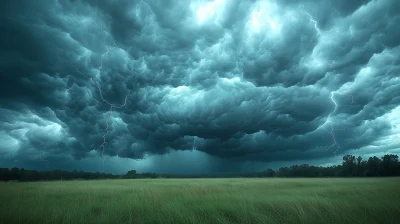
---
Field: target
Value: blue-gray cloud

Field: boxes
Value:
[0,0,399,173]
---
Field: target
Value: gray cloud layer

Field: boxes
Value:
[1,0,399,173]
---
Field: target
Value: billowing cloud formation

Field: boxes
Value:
[1,0,399,173]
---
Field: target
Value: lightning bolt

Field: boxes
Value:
[91,79,128,169]
[299,5,321,50]
[300,5,341,46]
[326,92,338,122]
[89,9,130,170]
[40,151,49,168]
[302,11,321,36]
[327,92,340,155]
[52,8,131,172]
[322,92,358,156]
[187,67,198,151]
[192,136,197,151]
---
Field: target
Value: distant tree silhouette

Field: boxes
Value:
[365,156,382,176]
[342,155,357,176]
[1,154,400,181]
[264,168,276,177]
[355,156,364,176]
[381,154,399,176]
[125,170,137,179]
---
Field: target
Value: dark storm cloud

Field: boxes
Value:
[1,0,399,172]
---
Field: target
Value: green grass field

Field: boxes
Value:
[1,178,399,224]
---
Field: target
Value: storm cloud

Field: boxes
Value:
[1,0,399,173]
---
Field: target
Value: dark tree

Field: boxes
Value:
[125,170,137,179]
[342,155,357,176]
[365,156,382,177]
[264,168,276,177]
[381,154,399,176]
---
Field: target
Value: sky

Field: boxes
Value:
[0,0,399,174]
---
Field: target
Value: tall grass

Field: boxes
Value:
[1,178,399,224]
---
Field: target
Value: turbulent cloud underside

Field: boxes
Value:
[0,0,399,173]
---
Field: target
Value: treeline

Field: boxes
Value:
[270,154,400,178]
[1,154,399,181]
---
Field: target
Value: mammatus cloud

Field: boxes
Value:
[0,0,399,173]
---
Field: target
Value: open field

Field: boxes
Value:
[1,178,399,224]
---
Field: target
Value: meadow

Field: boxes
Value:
[0,178,399,224]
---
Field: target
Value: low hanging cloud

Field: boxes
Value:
[0,0,399,172]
